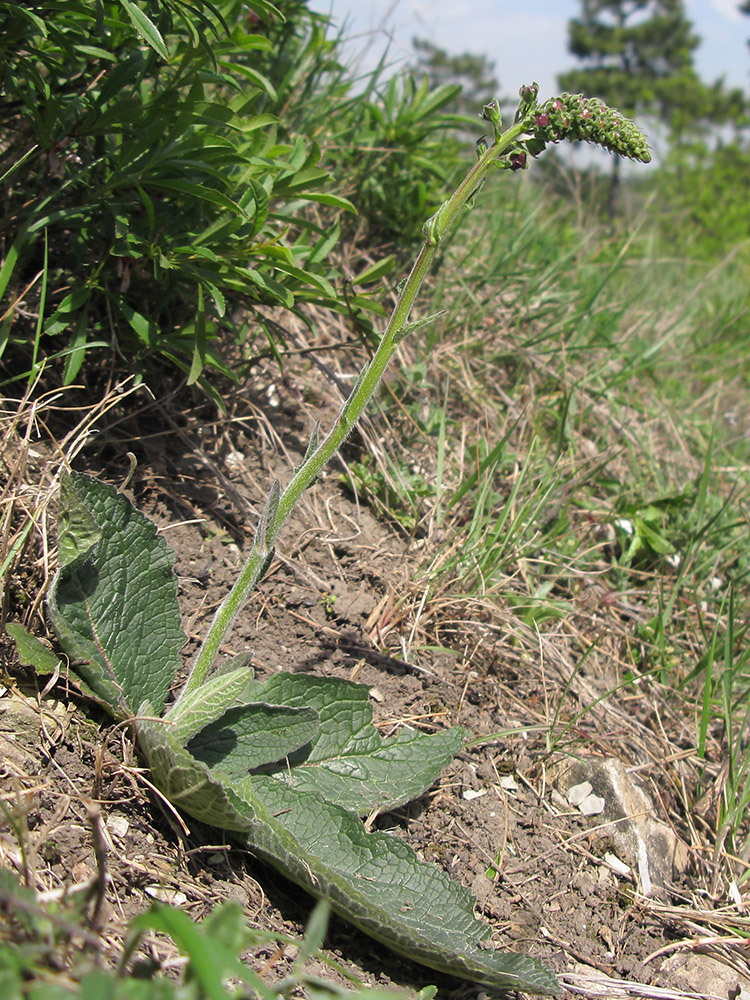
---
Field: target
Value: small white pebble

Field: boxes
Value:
[368,686,384,702]
[604,852,631,877]
[551,789,569,811]
[106,814,129,839]
[729,880,744,912]
[145,886,187,905]
[637,843,653,897]
[579,793,606,816]
[568,780,593,806]
[462,788,486,801]
[266,386,280,408]
[500,775,519,792]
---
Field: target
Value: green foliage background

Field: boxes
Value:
[0,1,463,400]
[1,0,350,394]
[3,0,746,397]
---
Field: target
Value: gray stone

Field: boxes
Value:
[553,756,689,896]
[660,950,750,996]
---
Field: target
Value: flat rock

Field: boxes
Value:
[660,950,750,997]
[552,756,689,896]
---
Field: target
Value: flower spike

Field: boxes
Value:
[523,91,651,163]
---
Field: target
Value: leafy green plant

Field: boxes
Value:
[653,140,750,260]
[0,1,357,397]
[0,866,428,1000]
[695,590,750,889]
[410,38,500,122]
[9,86,651,996]
[226,13,465,252]
[336,73,466,245]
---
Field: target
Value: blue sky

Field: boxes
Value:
[310,1,750,103]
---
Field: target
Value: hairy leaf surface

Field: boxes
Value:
[240,672,464,816]
[165,666,257,744]
[188,701,320,775]
[137,715,560,995]
[47,472,184,719]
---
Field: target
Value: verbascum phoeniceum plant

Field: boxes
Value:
[11,87,650,996]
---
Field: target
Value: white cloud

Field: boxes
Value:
[709,0,743,21]
[319,0,750,94]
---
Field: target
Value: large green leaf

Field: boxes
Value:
[137,715,559,995]
[237,672,464,816]
[250,777,560,996]
[47,472,184,719]
[187,701,320,775]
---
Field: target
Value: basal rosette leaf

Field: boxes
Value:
[231,672,464,816]
[7,623,62,675]
[47,471,184,720]
[165,666,258,745]
[137,713,559,995]
[248,778,560,996]
[56,472,101,568]
[137,708,260,833]
[186,700,320,774]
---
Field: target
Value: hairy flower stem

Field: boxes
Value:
[177,88,648,704]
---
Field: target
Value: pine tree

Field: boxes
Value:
[559,0,740,210]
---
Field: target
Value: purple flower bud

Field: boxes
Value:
[535,112,550,127]
[509,151,527,171]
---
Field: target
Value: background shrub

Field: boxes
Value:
[0,1,357,398]
[0,1,474,400]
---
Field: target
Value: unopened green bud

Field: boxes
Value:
[480,99,502,140]
[518,82,539,108]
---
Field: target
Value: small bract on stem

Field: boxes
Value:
[175,84,650,708]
